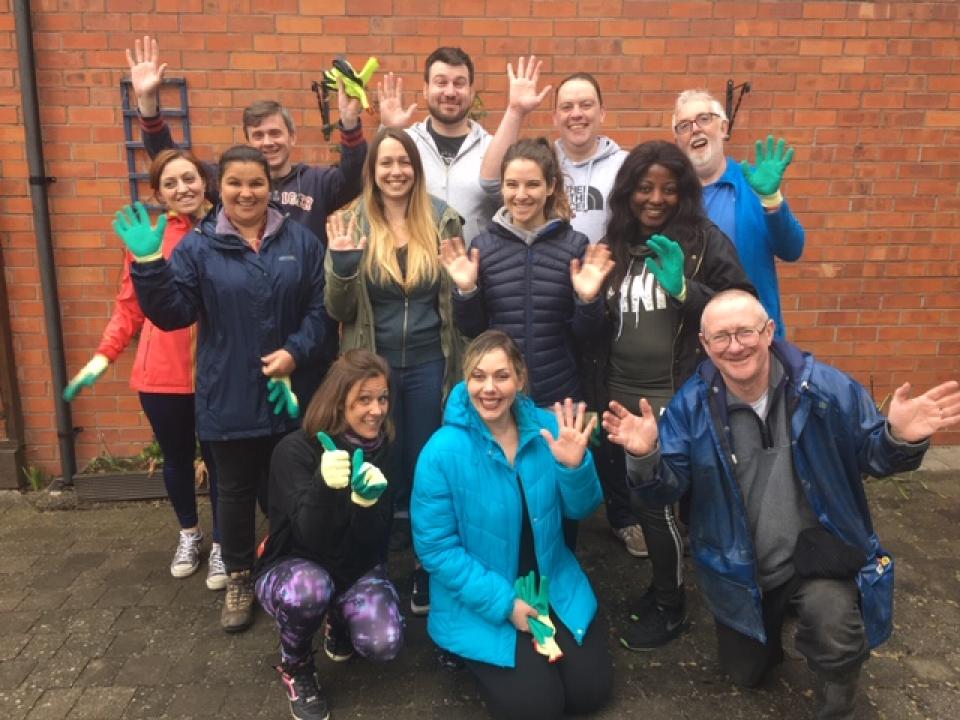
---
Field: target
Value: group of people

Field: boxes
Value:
[60,36,960,720]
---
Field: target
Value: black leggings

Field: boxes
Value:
[465,613,613,720]
[209,433,287,573]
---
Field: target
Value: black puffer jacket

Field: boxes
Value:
[452,218,604,406]
[581,220,756,411]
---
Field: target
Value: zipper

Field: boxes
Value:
[400,295,409,367]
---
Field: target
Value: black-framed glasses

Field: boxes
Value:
[702,321,770,351]
[674,112,721,136]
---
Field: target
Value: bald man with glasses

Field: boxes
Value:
[604,288,960,720]
[672,90,805,340]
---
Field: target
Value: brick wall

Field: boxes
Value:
[1,0,958,476]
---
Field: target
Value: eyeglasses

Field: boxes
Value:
[674,112,721,136]
[702,321,770,351]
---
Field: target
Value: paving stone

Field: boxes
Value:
[19,634,67,662]
[22,649,88,690]
[0,633,31,661]
[0,611,42,635]
[24,688,82,720]
[164,683,227,717]
[65,686,135,719]
[0,658,38,691]
[114,656,175,687]
[118,686,170,720]
[74,657,124,688]
[0,685,43,720]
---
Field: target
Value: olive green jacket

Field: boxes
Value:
[324,197,466,398]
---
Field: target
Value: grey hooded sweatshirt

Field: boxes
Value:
[556,136,628,244]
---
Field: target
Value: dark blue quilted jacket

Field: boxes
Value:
[452,218,604,406]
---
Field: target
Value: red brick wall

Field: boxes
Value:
[1,0,958,475]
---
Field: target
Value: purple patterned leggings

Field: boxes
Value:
[255,559,403,664]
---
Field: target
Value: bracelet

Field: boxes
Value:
[759,189,783,209]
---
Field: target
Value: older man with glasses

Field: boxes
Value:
[604,288,960,720]
[672,90,805,339]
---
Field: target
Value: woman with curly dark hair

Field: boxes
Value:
[593,140,754,652]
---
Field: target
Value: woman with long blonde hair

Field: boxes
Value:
[325,127,464,614]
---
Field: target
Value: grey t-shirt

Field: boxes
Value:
[727,356,818,589]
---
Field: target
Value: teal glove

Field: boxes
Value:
[63,354,110,401]
[112,202,166,262]
[267,376,300,419]
[514,571,563,662]
[740,135,795,202]
[644,234,686,300]
[317,432,350,489]
[349,448,388,507]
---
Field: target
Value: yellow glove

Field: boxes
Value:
[317,432,350,489]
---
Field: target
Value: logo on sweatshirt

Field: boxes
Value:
[566,185,605,213]
[275,191,315,212]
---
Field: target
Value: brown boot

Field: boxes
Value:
[221,570,254,633]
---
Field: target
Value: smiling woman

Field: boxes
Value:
[127,143,332,635]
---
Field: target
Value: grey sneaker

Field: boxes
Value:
[170,529,203,578]
[205,543,228,591]
[221,570,254,633]
[613,524,649,558]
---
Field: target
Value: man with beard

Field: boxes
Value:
[672,90,805,339]
[378,47,498,244]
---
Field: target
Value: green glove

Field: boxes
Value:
[317,431,350,489]
[63,354,110,401]
[112,202,166,262]
[350,448,388,507]
[740,135,795,202]
[323,56,380,110]
[267,376,300,419]
[514,572,564,662]
[644,234,686,300]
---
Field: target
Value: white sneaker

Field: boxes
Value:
[206,543,228,591]
[613,524,649,558]
[171,529,203,578]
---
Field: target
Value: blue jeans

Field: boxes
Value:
[389,358,444,514]
[138,392,219,542]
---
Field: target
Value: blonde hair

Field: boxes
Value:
[360,128,441,290]
[462,330,528,392]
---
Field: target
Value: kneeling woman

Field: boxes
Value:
[256,350,403,720]
[412,330,612,720]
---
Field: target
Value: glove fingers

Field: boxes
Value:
[754,139,764,163]
[782,145,795,168]
[765,135,775,160]
[154,212,168,236]
[133,201,150,226]
[317,432,338,452]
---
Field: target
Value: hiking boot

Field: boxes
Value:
[276,657,330,720]
[221,570,254,633]
[620,600,688,651]
[613,524,649,558]
[410,567,430,616]
[205,542,228,591]
[170,529,203,578]
[322,613,354,662]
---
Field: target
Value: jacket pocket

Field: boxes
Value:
[694,563,765,642]
[856,550,894,649]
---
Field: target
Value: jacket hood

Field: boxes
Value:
[410,119,488,157]
[198,203,289,249]
[443,381,545,449]
[491,207,567,244]
[698,338,814,399]
[555,136,623,168]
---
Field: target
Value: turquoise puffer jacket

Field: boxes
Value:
[412,382,602,667]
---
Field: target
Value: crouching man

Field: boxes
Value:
[603,288,960,720]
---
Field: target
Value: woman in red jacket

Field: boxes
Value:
[64,149,224,590]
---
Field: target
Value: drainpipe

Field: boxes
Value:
[13,0,76,484]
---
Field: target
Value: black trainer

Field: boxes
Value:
[620,600,688,651]
[322,613,354,662]
[627,583,658,621]
[410,567,430,616]
[276,657,330,720]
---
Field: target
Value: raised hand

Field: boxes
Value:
[63,354,110,402]
[740,135,795,200]
[439,236,479,292]
[125,35,166,116]
[325,211,366,252]
[570,243,614,302]
[317,432,351,489]
[350,449,389,507]
[540,399,596,469]
[337,77,362,130]
[887,380,960,443]
[507,56,552,116]
[377,72,418,128]
[644,233,685,299]
[112,202,166,261]
[266,376,299,419]
[603,398,659,457]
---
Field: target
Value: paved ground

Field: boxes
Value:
[1,447,959,719]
